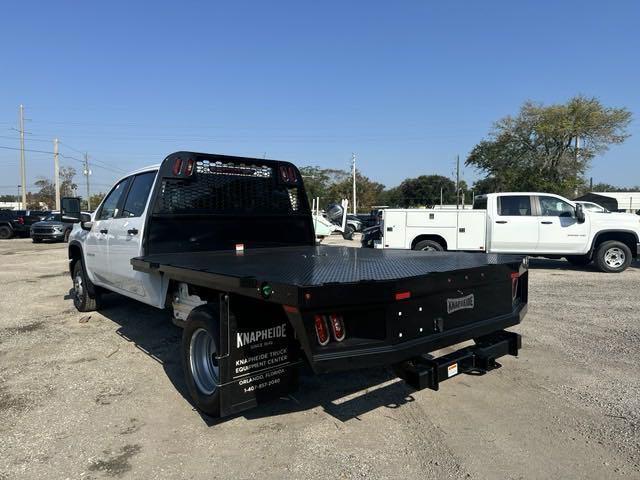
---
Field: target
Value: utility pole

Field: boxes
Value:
[455,155,460,209]
[351,153,356,214]
[54,138,60,211]
[574,136,580,197]
[83,153,92,211]
[19,105,26,209]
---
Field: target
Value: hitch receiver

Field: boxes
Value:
[393,330,521,391]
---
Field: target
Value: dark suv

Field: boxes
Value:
[31,212,74,243]
[0,210,50,239]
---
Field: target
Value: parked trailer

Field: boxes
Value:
[63,152,528,417]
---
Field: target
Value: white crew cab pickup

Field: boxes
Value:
[362,192,640,273]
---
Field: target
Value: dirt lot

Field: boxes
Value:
[0,236,638,480]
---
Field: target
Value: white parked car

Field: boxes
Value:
[574,200,609,213]
[362,192,640,272]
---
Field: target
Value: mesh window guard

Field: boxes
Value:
[156,159,304,215]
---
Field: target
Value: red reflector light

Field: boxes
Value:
[283,305,298,314]
[329,314,346,342]
[184,158,195,176]
[279,166,289,182]
[287,166,297,183]
[395,291,411,301]
[17,217,24,225]
[314,315,330,346]
[172,158,183,176]
[510,271,520,279]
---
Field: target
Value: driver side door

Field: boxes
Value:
[84,177,131,285]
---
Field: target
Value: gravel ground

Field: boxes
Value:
[0,235,638,479]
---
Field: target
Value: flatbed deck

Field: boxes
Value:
[132,246,524,307]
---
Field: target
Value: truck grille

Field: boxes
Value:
[32,227,54,234]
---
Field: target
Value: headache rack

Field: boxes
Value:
[154,155,304,216]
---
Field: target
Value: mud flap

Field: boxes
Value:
[217,295,300,417]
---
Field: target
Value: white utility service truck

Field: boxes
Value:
[362,192,640,273]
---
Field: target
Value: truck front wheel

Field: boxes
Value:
[72,261,101,311]
[595,241,632,273]
[181,305,221,417]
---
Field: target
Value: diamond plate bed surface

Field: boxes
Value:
[134,246,521,287]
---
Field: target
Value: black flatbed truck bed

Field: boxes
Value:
[133,244,527,416]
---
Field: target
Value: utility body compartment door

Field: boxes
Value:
[456,210,487,250]
[382,210,407,248]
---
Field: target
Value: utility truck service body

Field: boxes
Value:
[364,192,640,273]
[64,152,528,418]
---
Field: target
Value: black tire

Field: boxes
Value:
[72,261,100,312]
[566,255,591,266]
[413,239,444,251]
[594,241,632,273]
[181,305,221,417]
[342,224,355,241]
[0,225,13,240]
[63,229,71,243]
[32,238,43,244]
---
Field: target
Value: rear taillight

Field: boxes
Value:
[279,165,298,184]
[279,166,290,183]
[511,271,520,302]
[329,314,346,342]
[184,158,195,176]
[17,217,24,225]
[172,158,183,176]
[314,315,330,346]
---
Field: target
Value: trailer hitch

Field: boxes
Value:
[393,330,521,391]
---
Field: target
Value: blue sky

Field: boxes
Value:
[0,1,638,196]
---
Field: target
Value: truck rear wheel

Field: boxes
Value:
[181,305,221,418]
[72,261,101,312]
[595,241,632,273]
[0,226,12,239]
[413,239,444,251]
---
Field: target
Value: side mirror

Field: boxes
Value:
[61,197,82,221]
[575,203,585,223]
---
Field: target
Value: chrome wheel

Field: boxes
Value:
[74,274,84,301]
[189,328,219,395]
[604,247,625,269]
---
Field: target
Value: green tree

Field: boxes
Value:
[326,170,385,212]
[466,96,632,197]
[396,175,456,207]
[30,166,79,209]
[298,166,347,207]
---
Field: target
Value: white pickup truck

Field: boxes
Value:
[362,192,640,273]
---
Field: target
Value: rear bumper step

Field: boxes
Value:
[393,330,521,391]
